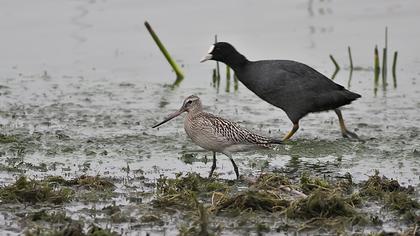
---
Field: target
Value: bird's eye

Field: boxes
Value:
[186,100,192,105]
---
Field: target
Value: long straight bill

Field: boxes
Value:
[152,110,183,128]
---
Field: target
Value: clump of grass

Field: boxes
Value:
[153,173,229,209]
[157,173,229,194]
[46,175,115,190]
[385,192,419,217]
[25,222,83,236]
[177,197,213,236]
[179,153,199,164]
[71,175,115,190]
[213,190,290,213]
[286,189,356,219]
[141,214,164,226]
[300,173,331,194]
[359,170,411,199]
[25,223,119,236]
[87,224,119,236]
[151,172,418,233]
[26,210,72,224]
[360,171,419,221]
[0,133,18,143]
[253,173,291,190]
[102,202,121,216]
[0,176,74,204]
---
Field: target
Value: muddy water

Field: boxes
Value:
[0,0,419,235]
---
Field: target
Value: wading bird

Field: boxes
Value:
[152,95,282,179]
[201,42,361,141]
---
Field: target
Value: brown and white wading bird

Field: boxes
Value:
[152,95,282,179]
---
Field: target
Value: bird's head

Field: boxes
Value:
[200,42,239,64]
[152,95,202,128]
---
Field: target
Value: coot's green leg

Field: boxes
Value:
[282,123,299,141]
[334,109,358,139]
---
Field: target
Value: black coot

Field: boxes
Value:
[201,42,360,140]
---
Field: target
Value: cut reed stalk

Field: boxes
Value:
[144,21,184,79]
[382,27,388,85]
[234,74,239,91]
[347,46,353,71]
[329,55,340,71]
[392,51,398,88]
[215,35,220,80]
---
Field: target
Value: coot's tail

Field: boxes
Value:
[344,90,361,101]
[314,88,361,112]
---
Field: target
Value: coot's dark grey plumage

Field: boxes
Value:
[201,42,361,140]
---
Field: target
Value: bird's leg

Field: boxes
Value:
[229,157,240,179]
[224,152,239,179]
[282,123,299,141]
[208,152,217,178]
[334,109,359,139]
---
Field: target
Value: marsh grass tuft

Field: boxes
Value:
[0,175,115,205]
[0,176,74,204]
[26,210,72,224]
[0,133,18,143]
[25,223,119,236]
[359,170,411,199]
[213,190,290,213]
[286,189,357,219]
[300,173,331,194]
[359,170,418,221]
[153,173,230,209]
[46,175,115,190]
[156,171,418,233]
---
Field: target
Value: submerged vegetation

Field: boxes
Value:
[25,223,119,236]
[0,175,115,204]
[150,171,419,234]
[329,27,399,93]
[0,133,18,143]
[0,162,418,235]
[0,176,73,204]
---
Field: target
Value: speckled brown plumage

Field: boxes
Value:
[152,95,282,179]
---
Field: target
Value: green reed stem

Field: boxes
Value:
[330,55,340,71]
[392,51,398,88]
[144,21,184,79]
[348,46,353,71]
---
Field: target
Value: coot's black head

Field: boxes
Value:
[200,42,248,69]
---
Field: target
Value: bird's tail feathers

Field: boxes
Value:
[268,138,283,144]
[253,136,283,147]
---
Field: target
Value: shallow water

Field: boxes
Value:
[0,0,419,235]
